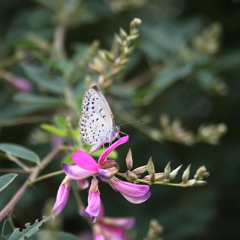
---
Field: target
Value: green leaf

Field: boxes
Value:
[61,154,73,165]
[13,93,65,105]
[53,116,67,130]
[0,144,40,164]
[0,174,18,192]
[41,124,66,137]
[9,215,52,240]
[2,219,14,239]
[0,103,57,122]
[31,230,80,240]
[21,63,65,94]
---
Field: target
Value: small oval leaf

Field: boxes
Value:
[0,174,18,192]
[0,143,40,164]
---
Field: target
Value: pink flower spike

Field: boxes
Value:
[121,191,151,204]
[98,136,129,165]
[72,151,99,171]
[109,179,150,197]
[85,178,101,222]
[77,179,89,189]
[62,163,97,180]
[52,176,71,216]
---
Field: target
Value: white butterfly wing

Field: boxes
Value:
[79,85,119,153]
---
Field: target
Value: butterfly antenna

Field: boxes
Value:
[118,120,144,127]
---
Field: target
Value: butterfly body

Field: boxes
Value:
[79,85,120,154]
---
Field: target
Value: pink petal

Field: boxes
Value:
[52,181,71,215]
[94,234,105,240]
[100,225,124,238]
[72,151,99,171]
[85,192,101,219]
[77,179,89,189]
[62,163,96,180]
[101,217,135,230]
[120,192,151,204]
[98,136,129,165]
[109,180,150,197]
[97,169,114,182]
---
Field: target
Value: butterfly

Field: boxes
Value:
[79,85,120,154]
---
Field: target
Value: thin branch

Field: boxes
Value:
[53,23,66,58]
[33,170,64,184]
[0,145,62,221]
[0,168,28,174]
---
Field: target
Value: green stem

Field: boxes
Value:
[32,170,64,184]
[10,157,30,172]
[116,172,190,187]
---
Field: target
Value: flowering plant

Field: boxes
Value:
[0,3,229,239]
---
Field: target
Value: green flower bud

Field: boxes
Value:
[126,170,138,182]
[164,162,171,179]
[182,164,191,183]
[194,166,209,180]
[130,18,142,29]
[120,28,128,39]
[170,165,182,180]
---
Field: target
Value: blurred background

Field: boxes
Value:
[0,0,240,240]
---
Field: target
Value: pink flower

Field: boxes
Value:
[85,178,101,222]
[109,177,151,204]
[93,204,135,240]
[52,176,72,216]
[53,136,151,220]
[63,136,129,180]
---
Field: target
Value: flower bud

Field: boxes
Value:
[126,170,138,182]
[130,18,142,29]
[194,166,209,180]
[182,165,191,183]
[126,148,133,170]
[120,28,128,39]
[133,165,147,175]
[147,157,155,183]
[169,165,182,180]
[115,34,122,45]
[88,64,102,74]
[164,162,171,179]
[155,173,166,182]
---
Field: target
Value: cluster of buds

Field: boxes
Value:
[159,114,227,145]
[144,219,164,240]
[88,18,142,89]
[123,148,209,187]
[193,22,222,54]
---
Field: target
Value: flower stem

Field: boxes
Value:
[33,170,64,184]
